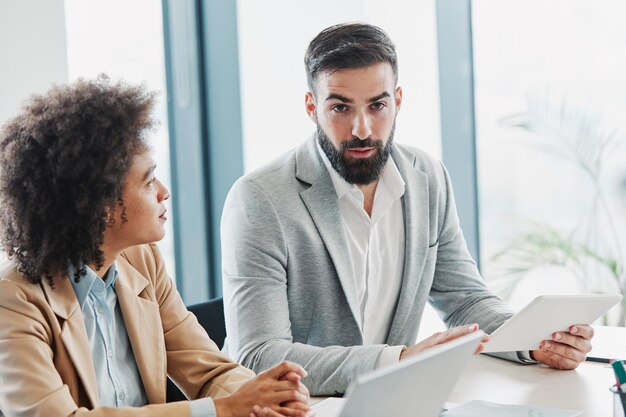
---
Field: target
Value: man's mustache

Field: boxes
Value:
[342,138,383,149]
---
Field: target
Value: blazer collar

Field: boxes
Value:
[43,271,81,320]
[115,254,149,296]
[41,251,164,407]
[386,145,431,344]
[42,274,100,407]
[295,134,327,185]
[296,134,363,331]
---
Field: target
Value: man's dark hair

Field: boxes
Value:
[304,22,398,91]
[0,75,156,285]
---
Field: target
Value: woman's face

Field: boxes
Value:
[104,150,170,251]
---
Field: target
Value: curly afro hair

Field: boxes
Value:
[0,75,157,285]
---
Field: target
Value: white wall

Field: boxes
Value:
[0,0,69,126]
[0,0,68,265]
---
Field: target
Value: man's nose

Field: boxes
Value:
[351,110,372,140]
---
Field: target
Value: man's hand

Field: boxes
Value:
[400,324,490,360]
[214,361,312,417]
[531,324,594,370]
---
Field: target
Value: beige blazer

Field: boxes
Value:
[0,243,254,417]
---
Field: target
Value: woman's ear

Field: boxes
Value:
[104,206,116,227]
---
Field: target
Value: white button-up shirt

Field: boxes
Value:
[317,142,406,367]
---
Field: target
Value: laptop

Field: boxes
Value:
[313,331,483,417]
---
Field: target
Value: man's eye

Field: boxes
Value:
[371,102,386,110]
[147,178,155,187]
[331,104,348,113]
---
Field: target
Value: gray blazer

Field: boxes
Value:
[221,136,516,395]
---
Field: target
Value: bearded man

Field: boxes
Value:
[220,22,594,396]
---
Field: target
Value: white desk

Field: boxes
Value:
[312,326,626,416]
[448,355,614,416]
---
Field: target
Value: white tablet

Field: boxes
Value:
[483,294,622,353]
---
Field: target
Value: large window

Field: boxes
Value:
[473,0,626,322]
[237,0,443,172]
[64,0,176,277]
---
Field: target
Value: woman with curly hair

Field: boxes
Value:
[0,76,311,417]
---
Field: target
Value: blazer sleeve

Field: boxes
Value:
[426,162,521,362]
[221,178,385,396]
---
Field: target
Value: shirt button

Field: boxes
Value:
[97,307,104,314]
[107,349,113,358]
[118,392,126,400]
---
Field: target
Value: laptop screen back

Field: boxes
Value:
[337,331,484,417]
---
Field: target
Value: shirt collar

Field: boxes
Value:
[316,138,405,201]
[69,262,119,308]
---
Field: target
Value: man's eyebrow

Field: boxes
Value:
[325,93,353,103]
[368,92,391,102]
[324,92,391,103]
[143,165,156,181]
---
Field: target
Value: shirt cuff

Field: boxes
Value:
[517,350,536,363]
[190,397,217,417]
[375,345,405,369]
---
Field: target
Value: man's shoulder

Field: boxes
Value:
[243,146,299,184]
[392,142,446,179]
[229,144,309,202]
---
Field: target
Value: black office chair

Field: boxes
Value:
[166,297,226,402]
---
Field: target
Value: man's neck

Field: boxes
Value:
[358,180,379,217]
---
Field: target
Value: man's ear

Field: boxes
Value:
[305,91,317,123]
[394,86,403,113]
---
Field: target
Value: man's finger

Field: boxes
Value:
[534,349,580,370]
[435,324,480,344]
[540,340,586,364]
[569,324,594,340]
[552,332,592,353]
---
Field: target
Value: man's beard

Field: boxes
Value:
[317,122,395,185]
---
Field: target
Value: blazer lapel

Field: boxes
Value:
[43,277,100,407]
[115,258,166,404]
[296,136,362,330]
[387,146,430,344]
